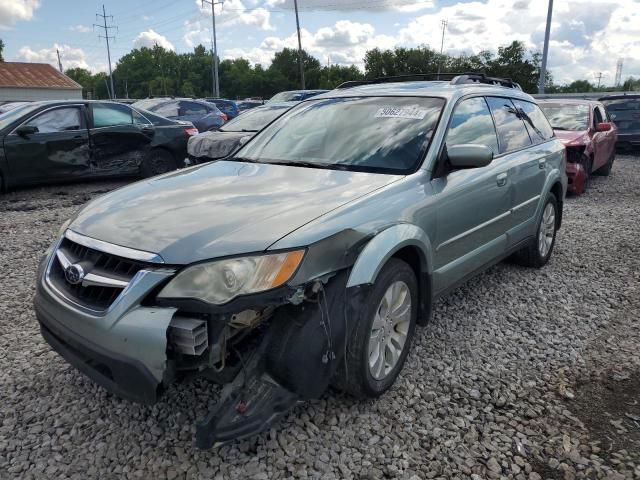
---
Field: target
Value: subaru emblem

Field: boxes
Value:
[64,264,85,285]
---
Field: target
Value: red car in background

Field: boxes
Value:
[538,100,617,195]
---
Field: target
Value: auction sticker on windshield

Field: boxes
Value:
[374,105,428,120]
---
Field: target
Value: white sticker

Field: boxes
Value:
[374,105,428,120]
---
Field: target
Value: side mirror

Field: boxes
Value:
[16,125,38,137]
[596,122,612,132]
[447,144,494,169]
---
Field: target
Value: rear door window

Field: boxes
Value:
[151,100,180,118]
[486,97,532,153]
[512,100,554,144]
[445,97,499,155]
[92,103,133,128]
[180,101,209,116]
[25,107,84,133]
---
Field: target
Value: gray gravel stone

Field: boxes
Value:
[1,156,639,478]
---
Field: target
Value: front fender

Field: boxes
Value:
[346,223,432,288]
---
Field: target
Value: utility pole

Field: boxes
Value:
[594,72,604,89]
[436,19,448,79]
[293,0,305,90]
[95,4,116,99]
[538,0,553,94]
[202,0,222,98]
[56,48,63,73]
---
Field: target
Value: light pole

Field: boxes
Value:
[202,0,222,97]
[538,0,553,94]
[293,0,305,90]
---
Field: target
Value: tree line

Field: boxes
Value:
[0,35,636,99]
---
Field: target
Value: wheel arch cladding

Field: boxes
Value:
[550,181,564,229]
[346,224,433,325]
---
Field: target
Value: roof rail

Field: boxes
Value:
[336,72,521,90]
[450,73,522,90]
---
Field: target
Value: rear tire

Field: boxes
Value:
[511,192,558,268]
[140,149,177,178]
[332,258,418,399]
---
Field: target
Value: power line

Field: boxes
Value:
[615,59,623,87]
[94,4,117,98]
[201,0,223,98]
[538,0,553,94]
[294,0,305,89]
[594,72,604,88]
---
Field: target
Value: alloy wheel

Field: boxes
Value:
[368,280,412,380]
[538,203,556,258]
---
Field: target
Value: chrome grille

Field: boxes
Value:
[48,237,147,311]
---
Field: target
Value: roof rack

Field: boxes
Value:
[336,72,522,90]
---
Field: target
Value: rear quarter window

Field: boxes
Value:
[486,97,532,153]
[513,100,554,143]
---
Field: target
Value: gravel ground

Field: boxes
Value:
[1,156,639,480]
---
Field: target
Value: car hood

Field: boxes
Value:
[70,161,400,264]
[187,131,250,159]
[554,129,588,145]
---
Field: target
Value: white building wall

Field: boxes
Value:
[0,87,83,102]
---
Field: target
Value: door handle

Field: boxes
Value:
[496,172,508,187]
[538,159,546,169]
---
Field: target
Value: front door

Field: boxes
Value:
[430,96,510,294]
[89,103,153,175]
[3,105,90,185]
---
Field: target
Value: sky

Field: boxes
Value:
[1,0,639,86]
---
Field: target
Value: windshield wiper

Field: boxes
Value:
[265,160,349,170]
[551,126,572,131]
[225,157,264,164]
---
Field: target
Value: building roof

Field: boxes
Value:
[0,62,82,90]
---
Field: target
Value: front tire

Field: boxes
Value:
[511,192,558,268]
[333,258,418,399]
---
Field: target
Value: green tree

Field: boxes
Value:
[65,67,95,98]
[0,39,4,62]
[269,48,321,90]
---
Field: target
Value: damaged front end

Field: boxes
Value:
[159,268,365,449]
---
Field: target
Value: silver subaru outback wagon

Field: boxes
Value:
[34,74,567,448]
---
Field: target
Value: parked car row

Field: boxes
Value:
[34,73,572,448]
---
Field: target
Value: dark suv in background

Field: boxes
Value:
[600,94,640,151]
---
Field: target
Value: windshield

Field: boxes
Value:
[221,105,290,132]
[236,96,444,174]
[0,103,41,131]
[539,104,589,131]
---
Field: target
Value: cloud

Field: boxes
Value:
[265,0,434,12]
[69,24,92,33]
[15,43,93,71]
[223,19,397,67]
[195,0,274,30]
[0,0,40,28]
[133,29,175,51]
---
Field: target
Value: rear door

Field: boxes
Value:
[508,99,554,241]
[89,103,153,175]
[431,96,509,293]
[3,105,90,184]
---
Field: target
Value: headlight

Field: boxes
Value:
[158,250,305,305]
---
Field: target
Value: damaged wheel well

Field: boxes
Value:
[391,246,431,325]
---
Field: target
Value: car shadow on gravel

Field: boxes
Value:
[570,372,640,461]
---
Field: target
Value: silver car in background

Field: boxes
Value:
[34,73,567,448]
